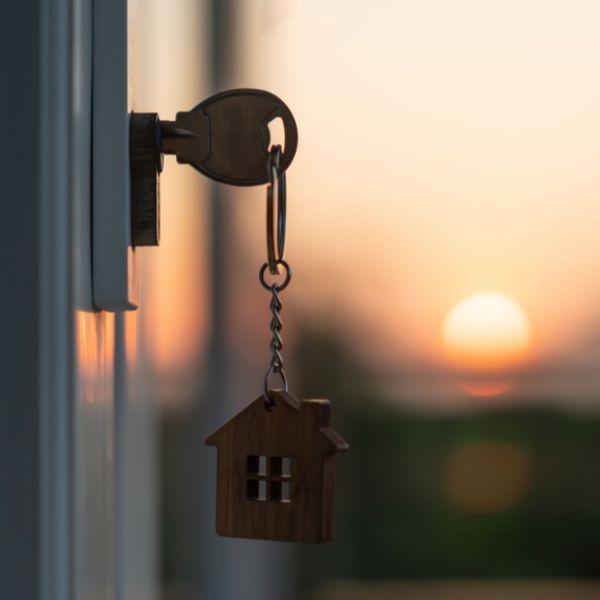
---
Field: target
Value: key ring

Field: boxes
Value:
[266,145,287,275]
[259,259,292,292]
[261,148,290,410]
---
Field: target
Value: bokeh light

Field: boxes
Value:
[443,441,532,513]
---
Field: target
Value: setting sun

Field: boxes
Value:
[443,292,531,371]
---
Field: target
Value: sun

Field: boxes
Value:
[443,292,531,371]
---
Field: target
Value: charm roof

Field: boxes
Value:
[205,391,349,453]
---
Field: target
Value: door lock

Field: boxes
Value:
[129,88,298,247]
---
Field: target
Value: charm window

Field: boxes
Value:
[246,455,292,503]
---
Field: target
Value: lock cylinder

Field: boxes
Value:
[130,113,161,247]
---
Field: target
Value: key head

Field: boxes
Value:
[160,89,298,186]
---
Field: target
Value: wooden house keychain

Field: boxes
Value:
[206,145,349,543]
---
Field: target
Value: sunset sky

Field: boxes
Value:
[223,0,600,409]
[134,1,600,411]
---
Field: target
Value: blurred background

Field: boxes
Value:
[130,1,600,598]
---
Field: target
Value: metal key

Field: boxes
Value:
[130,88,298,246]
[159,88,298,186]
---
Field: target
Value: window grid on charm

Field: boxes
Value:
[246,455,292,503]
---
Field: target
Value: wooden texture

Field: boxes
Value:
[206,391,349,543]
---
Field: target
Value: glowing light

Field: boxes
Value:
[460,380,513,397]
[443,292,531,371]
[76,312,115,404]
[443,441,532,513]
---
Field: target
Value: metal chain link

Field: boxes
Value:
[259,260,291,409]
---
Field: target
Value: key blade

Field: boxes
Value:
[161,125,197,140]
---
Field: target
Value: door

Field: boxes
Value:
[0,1,162,598]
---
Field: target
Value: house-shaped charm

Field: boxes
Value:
[206,390,349,543]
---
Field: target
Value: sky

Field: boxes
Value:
[131,1,600,411]
[216,0,600,409]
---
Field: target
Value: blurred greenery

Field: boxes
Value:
[293,326,600,597]
[160,326,600,597]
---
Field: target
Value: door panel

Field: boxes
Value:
[2,1,201,598]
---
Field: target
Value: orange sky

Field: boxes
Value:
[131,1,600,410]
[226,0,600,402]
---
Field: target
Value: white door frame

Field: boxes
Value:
[0,1,158,599]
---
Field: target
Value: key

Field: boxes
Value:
[159,88,298,186]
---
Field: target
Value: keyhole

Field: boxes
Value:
[268,116,285,152]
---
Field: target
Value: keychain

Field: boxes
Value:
[206,145,349,544]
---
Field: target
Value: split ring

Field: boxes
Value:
[266,145,287,275]
[259,260,292,291]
